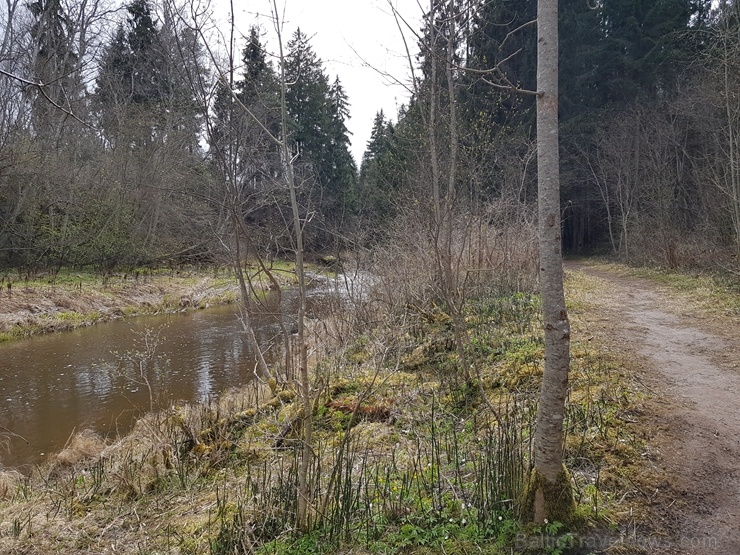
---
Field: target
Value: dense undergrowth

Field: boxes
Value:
[0,268,648,555]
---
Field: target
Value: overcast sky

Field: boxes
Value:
[226,0,424,164]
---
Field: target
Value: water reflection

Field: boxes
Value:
[0,303,280,471]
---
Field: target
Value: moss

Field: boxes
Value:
[233,408,258,423]
[329,377,356,396]
[276,389,297,403]
[346,337,371,364]
[401,344,428,369]
[522,465,576,525]
[262,390,296,410]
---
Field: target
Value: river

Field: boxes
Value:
[0,271,365,472]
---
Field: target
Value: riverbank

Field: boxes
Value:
[0,269,236,341]
[5,261,737,553]
[0,265,306,342]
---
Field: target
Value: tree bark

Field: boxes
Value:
[527,0,574,524]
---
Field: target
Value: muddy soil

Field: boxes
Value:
[568,263,740,555]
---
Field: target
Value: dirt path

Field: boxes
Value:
[568,263,740,554]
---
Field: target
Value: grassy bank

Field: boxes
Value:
[0,269,650,554]
[0,263,310,342]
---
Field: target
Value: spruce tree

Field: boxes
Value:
[28,0,81,136]
[358,110,399,226]
[465,0,537,128]
[595,0,706,103]
[284,29,356,242]
[96,0,169,148]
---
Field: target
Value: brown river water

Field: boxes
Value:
[0,272,359,472]
[0,304,276,471]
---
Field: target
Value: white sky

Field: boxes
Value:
[228,0,424,164]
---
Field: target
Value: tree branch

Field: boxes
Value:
[481,76,542,97]
[0,68,97,130]
[499,18,537,53]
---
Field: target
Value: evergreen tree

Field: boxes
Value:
[465,0,537,127]
[324,77,357,209]
[285,29,330,159]
[558,0,711,252]
[361,110,392,172]
[284,29,356,238]
[125,0,161,104]
[418,0,465,84]
[595,0,707,104]
[558,0,603,122]
[358,110,401,226]
[459,0,539,204]
[92,0,211,263]
[96,0,169,147]
[558,0,615,253]
[211,26,280,196]
[240,26,273,101]
[207,25,288,253]
[238,25,281,192]
[28,0,82,136]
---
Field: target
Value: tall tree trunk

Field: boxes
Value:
[526,0,575,524]
[272,1,312,530]
[442,2,472,384]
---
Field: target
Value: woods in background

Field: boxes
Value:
[1,0,739,272]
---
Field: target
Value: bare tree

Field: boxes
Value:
[526,0,574,524]
[390,0,476,386]
[265,0,313,530]
[704,2,740,258]
[594,114,640,258]
[0,0,33,259]
[178,0,314,530]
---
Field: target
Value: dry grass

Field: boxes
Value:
[55,430,107,467]
[366,210,539,337]
[577,258,740,320]
[0,271,240,341]
[0,471,22,501]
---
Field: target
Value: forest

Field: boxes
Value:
[1,0,738,273]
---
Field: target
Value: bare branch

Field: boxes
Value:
[178,5,283,147]
[481,76,542,97]
[388,0,420,98]
[0,68,98,129]
[390,1,540,99]
[499,18,537,53]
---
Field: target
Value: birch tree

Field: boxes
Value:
[526,0,575,524]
